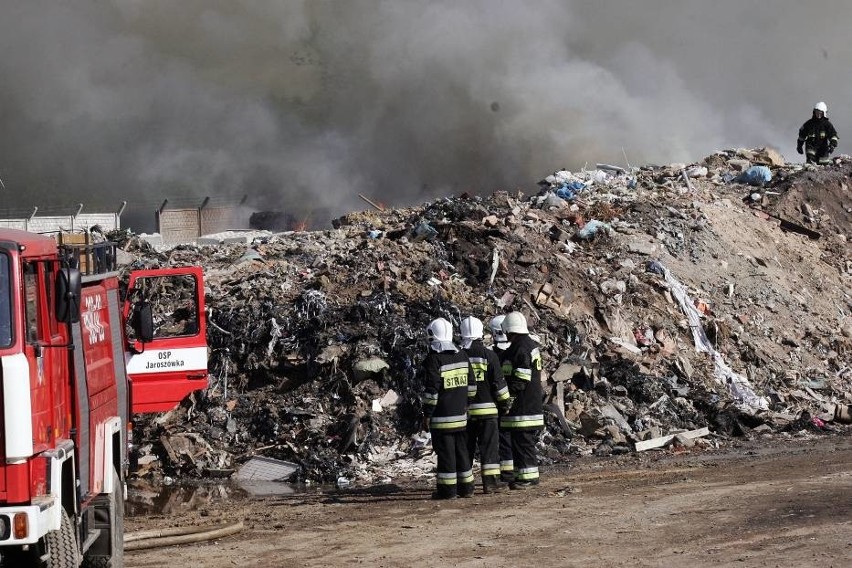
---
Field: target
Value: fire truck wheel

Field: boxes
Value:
[82,467,124,568]
[45,508,81,568]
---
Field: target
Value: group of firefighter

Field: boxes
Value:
[419,311,543,499]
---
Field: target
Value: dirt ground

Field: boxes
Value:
[125,435,852,568]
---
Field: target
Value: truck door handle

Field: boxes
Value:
[186,372,208,380]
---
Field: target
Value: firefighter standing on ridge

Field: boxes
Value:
[489,314,515,483]
[499,312,544,489]
[460,316,511,494]
[420,317,477,499]
[798,101,838,165]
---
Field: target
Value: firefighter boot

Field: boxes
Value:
[431,486,457,500]
[481,475,503,494]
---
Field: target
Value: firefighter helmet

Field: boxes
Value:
[460,316,483,349]
[489,315,508,343]
[426,318,457,352]
[460,316,483,340]
[501,311,529,335]
[426,318,453,342]
[814,101,828,114]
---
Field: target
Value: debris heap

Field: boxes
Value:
[125,147,852,484]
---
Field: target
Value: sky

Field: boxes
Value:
[0,1,849,231]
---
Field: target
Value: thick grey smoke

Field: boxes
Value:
[0,1,849,231]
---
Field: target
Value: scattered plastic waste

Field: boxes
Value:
[576,219,610,240]
[235,246,264,266]
[590,170,610,184]
[236,456,299,481]
[556,180,586,200]
[336,476,351,488]
[646,260,665,275]
[735,165,772,186]
[541,193,566,209]
[686,166,708,178]
[412,221,438,241]
[652,261,768,411]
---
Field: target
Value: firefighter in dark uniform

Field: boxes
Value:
[460,316,511,494]
[488,315,515,483]
[420,317,477,499]
[798,101,838,165]
[499,312,544,488]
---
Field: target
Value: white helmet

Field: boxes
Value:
[489,315,510,350]
[489,315,508,342]
[427,318,453,341]
[427,318,457,352]
[460,316,484,349]
[814,101,828,114]
[501,311,529,335]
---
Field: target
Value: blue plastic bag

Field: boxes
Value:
[556,180,585,200]
[735,165,771,186]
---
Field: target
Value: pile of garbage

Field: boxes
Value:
[124,147,852,485]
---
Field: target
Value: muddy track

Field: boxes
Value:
[126,436,852,567]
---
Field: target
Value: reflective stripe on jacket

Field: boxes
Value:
[463,340,510,420]
[498,335,544,430]
[420,349,475,433]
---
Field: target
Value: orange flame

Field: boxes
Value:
[293,217,310,232]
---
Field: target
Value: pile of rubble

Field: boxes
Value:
[123,147,852,485]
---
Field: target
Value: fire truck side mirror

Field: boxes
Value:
[137,301,155,343]
[56,268,82,324]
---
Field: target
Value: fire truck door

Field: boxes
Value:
[22,260,69,457]
[123,267,208,414]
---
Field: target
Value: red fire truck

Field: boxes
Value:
[0,228,209,567]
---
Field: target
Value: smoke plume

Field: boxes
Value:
[0,1,849,231]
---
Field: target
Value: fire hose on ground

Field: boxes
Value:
[123,521,245,551]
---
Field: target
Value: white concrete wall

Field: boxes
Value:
[0,219,27,230]
[0,213,119,234]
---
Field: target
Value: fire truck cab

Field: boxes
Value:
[0,228,208,567]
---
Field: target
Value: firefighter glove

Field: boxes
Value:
[421,415,430,432]
[796,143,803,155]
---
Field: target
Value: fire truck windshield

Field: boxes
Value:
[0,251,11,347]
